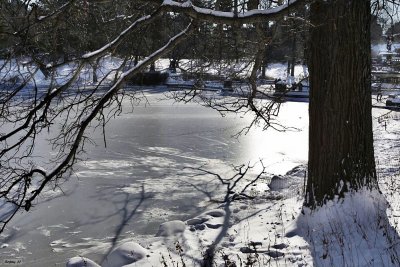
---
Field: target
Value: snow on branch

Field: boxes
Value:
[64,0,301,69]
[10,0,77,37]
[154,0,304,24]
[42,7,163,71]
[36,0,76,22]
[81,13,157,60]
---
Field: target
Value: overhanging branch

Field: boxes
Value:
[148,0,305,24]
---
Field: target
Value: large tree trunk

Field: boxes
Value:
[305,0,377,207]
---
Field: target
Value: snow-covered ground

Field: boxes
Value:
[0,56,123,91]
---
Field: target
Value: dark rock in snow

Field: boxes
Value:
[204,209,226,217]
[205,223,223,229]
[266,250,285,258]
[285,229,298,238]
[240,247,257,253]
[187,217,208,225]
[268,175,287,191]
[189,224,206,231]
[272,243,289,250]
[195,224,206,230]
[249,241,262,247]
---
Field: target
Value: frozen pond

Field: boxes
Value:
[0,91,309,266]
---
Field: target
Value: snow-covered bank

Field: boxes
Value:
[66,164,400,267]
[371,43,400,57]
[66,165,309,267]
[0,56,124,89]
[1,56,307,90]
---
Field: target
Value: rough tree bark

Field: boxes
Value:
[305,0,377,207]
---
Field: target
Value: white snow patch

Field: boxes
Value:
[66,257,100,267]
[265,63,308,81]
[288,189,400,266]
[103,242,148,267]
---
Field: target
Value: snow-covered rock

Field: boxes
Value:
[66,257,100,267]
[103,242,148,267]
[268,166,306,192]
[268,175,287,191]
[156,220,186,237]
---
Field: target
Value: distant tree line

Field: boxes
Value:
[0,0,389,76]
